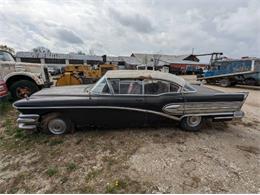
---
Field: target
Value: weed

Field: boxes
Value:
[46,167,58,177]
[66,162,77,172]
[105,179,127,193]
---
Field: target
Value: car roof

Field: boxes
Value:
[105,70,186,87]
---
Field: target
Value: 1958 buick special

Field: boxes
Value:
[13,70,248,135]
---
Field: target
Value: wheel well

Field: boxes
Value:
[6,75,39,89]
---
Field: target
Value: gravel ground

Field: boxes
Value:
[0,76,259,193]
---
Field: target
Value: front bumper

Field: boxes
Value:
[44,81,53,88]
[17,114,40,130]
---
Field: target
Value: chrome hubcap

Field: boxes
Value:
[187,116,202,127]
[48,118,67,135]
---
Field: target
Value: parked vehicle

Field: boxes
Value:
[55,64,117,86]
[0,79,8,101]
[0,45,52,100]
[13,70,248,135]
[197,58,260,87]
[48,66,61,76]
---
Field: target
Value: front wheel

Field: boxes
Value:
[40,113,74,135]
[180,116,204,131]
[10,80,39,100]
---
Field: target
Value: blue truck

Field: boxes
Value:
[197,58,260,87]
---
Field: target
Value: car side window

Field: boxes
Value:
[120,80,142,94]
[109,79,143,95]
[109,79,120,94]
[144,79,179,95]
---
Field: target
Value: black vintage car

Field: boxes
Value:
[13,70,248,135]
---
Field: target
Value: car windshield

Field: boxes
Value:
[0,51,15,62]
[182,82,197,92]
[91,76,111,94]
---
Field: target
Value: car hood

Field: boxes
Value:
[31,84,94,97]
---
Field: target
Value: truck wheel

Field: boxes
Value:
[40,113,74,135]
[219,78,231,87]
[180,116,203,131]
[245,78,257,86]
[10,80,39,100]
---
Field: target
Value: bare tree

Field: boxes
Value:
[77,51,86,55]
[88,48,95,56]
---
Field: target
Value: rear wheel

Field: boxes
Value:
[10,80,39,100]
[180,116,203,131]
[219,78,231,87]
[40,113,74,135]
[245,78,257,85]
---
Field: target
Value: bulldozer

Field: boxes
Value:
[55,63,117,86]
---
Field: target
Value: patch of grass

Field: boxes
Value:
[14,128,26,139]
[66,162,77,172]
[0,100,12,116]
[46,167,58,177]
[3,118,14,134]
[48,138,63,146]
[85,169,103,182]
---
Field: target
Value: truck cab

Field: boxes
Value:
[0,45,52,100]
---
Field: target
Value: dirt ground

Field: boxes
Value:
[0,76,259,193]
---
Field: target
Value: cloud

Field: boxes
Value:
[109,8,154,33]
[0,0,259,59]
[55,28,84,44]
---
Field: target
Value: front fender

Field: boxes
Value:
[4,72,44,86]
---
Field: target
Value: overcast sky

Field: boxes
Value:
[0,0,259,59]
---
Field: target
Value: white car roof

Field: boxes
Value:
[105,70,186,87]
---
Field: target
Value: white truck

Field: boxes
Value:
[0,46,52,100]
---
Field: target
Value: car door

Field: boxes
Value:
[143,79,184,125]
[89,78,146,127]
[107,78,146,127]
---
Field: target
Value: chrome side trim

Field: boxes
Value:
[162,101,242,115]
[162,103,184,115]
[165,105,181,109]
[15,107,181,121]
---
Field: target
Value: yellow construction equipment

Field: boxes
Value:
[55,64,117,86]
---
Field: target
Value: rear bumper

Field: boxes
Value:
[17,114,40,130]
[213,111,245,120]
[181,111,245,121]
